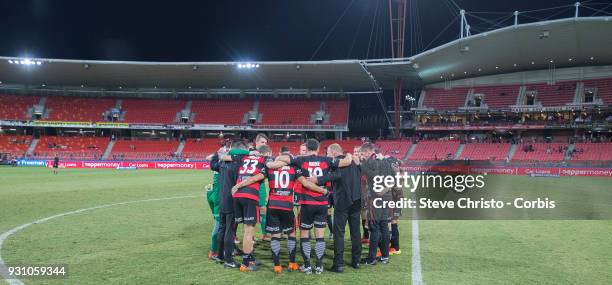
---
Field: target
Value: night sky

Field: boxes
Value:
[0,0,605,62]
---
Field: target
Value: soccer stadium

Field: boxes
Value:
[1,1,611,284]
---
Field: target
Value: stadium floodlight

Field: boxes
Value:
[10,58,42,66]
[237,62,259,70]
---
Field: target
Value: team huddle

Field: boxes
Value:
[206,134,403,274]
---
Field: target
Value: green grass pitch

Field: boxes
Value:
[0,167,611,284]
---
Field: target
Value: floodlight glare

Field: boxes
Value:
[255,64,260,68]
[8,60,13,64]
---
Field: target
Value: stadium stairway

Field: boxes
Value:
[175,140,186,157]
[506,144,517,160]
[403,143,417,161]
[565,143,575,161]
[26,138,39,156]
[102,140,116,160]
[454,144,465,159]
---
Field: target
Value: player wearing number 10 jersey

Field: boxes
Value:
[273,139,353,274]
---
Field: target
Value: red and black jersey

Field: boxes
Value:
[265,165,303,211]
[289,154,339,206]
[232,154,267,202]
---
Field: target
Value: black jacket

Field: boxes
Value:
[316,155,362,211]
[210,153,241,214]
[361,156,395,220]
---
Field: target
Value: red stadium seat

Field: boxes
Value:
[422,87,469,110]
[122,99,185,124]
[0,94,39,120]
[191,99,253,124]
[408,141,460,161]
[33,136,109,160]
[0,135,32,157]
[376,140,412,159]
[110,139,179,160]
[571,143,612,161]
[511,143,566,161]
[583,78,612,104]
[181,138,226,161]
[472,85,520,109]
[459,143,511,161]
[525,81,576,107]
[325,99,349,125]
[258,98,321,125]
[46,96,116,122]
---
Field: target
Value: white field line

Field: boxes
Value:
[412,206,424,285]
[0,195,199,285]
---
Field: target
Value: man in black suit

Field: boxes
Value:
[312,143,362,272]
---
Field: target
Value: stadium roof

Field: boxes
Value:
[403,16,612,85]
[0,59,380,93]
[0,17,611,92]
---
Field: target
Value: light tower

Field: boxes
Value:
[388,0,408,138]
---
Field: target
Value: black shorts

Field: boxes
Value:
[299,204,327,230]
[233,198,259,225]
[265,209,295,234]
[53,163,59,169]
[328,194,334,208]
